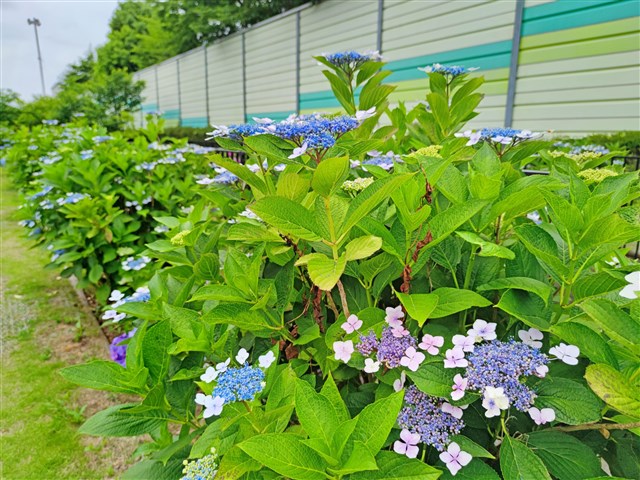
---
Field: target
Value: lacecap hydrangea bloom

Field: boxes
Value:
[455,128,541,147]
[398,385,465,452]
[206,113,366,161]
[418,63,478,78]
[464,339,548,412]
[321,50,382,70]
[195,349,276,419]
[121,256,151,271]
[578,168,618,183]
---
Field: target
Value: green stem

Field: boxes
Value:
[458,248,477,330]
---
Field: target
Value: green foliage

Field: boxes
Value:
[6,51,639,480]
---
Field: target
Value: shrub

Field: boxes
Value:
[5,52,640,480]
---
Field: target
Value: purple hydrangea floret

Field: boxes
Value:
[465,339,548,412]
[398,385,465,451]
[110,329,137,367]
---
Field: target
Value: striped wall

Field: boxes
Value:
[134,0,640,134]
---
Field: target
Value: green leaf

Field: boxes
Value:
[536,377,602,425]
[216,445,262,479]
[585,364,640,418]
[295,379,341,448]
[79,404,165,437]
[339,174,413,237]
[345,235,382,261]
[496,289,551,330]
[477,277,553,305]
[306,253,347,291]
[572,271,627,302]
[320,374,351,424]
[142,320,172,384]
[440,459,500,480]
[515,224,569,280]
[250,196,322,241]
[396,292,439,326]
[193,253,219,281]
[311,156,350,197]
[239,433,328,480]
[450,435,495,459]
[456,231,514,259]
[579,299,640,354]
[500,435,551,480]
[322,70,355,114]
[528,431,602,480]
[210,154,267,193]
[331,441,378,475]
[408,362,455,398]
[551,322,619,368]
[350,391,404,454]
[428,201,487,250]
[430,288,491,318]
[350,451,440,479]
[190,285,248,303]
[59,360,147,395]
[277,172,311,203]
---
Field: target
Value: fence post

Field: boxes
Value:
[242,32,247,123]
[176,58,182,126]
[377,0,384,54]
[504,0,524,128]
[204,45,211,126]
[154,66,160,113]
[296,11,301,114]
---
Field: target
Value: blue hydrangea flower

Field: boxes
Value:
[419,63,478,77]
[465,339,548,412]
[42,119,59,126]
[360,150,403,171]
[212,364,265,403]
[569,144,609,155]
[80,150,93,160]
[56,192,88,205]
[456,128,541,147]
[355,326,418,369]
[322,50,381,70]
[398,386,465,451]
[121,256,151,271]
[92,135,113,143]
[29,185,53,200]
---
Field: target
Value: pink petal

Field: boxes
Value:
[393,440,407,455]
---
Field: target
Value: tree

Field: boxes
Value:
[0,89,24,126]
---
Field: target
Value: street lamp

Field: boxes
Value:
[27,17,46,96]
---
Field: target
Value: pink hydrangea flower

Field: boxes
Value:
[418,334,444,355]
[393,428,420,458]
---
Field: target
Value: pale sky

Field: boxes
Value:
[1,0,119,101]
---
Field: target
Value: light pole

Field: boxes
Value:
[27,17,46,96]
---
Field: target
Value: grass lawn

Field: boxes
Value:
[0,170,134,479]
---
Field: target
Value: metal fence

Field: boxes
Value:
[134,0,640,135]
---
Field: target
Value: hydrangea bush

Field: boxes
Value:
[4,53,640,479]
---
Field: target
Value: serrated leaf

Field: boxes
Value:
[536,377,602,425]
[311,157,350,197]
[306,254,347,291]
[430,287,491,318]
[396,292,439,326]
[500,435,551,480]
[528,431,602,480]
[250,196,322,241]
[344,235,382,261]
[239,433,328,480]
[585,364,640,418]
[478,277,553,305]
[350,451,440,479]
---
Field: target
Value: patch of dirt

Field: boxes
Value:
[31,289,140,477]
